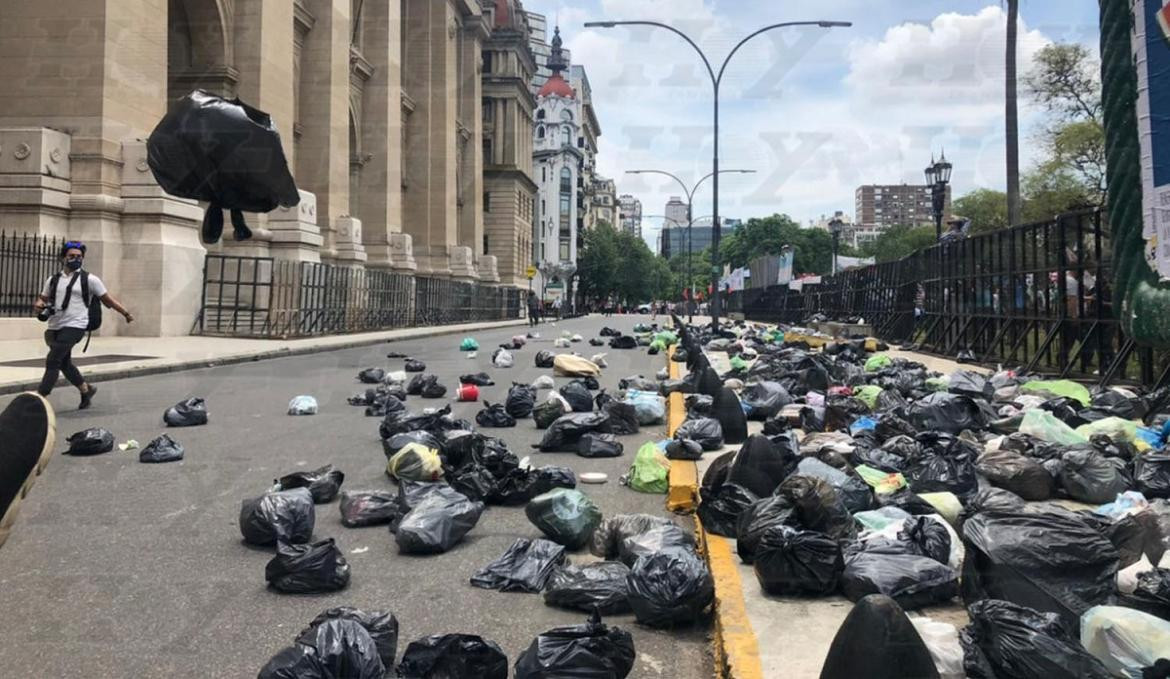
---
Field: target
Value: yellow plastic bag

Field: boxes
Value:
[386,443,443,482]
[552,354,601,377]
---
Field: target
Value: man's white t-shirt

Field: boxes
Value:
[40,271,106,331]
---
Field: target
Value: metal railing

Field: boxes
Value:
[198,254,523,338]
[729,208,1170,387]
[0,232,62,317]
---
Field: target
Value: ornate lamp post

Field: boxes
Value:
[925,152,953,239]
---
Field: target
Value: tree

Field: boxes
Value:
[577,222,620,302]
[717,214,836,275]
[860,224,938,263]
[954,189,1009,234]
[1005,0,1022,227]
[1023,43,1105,200]
[576,222,670,305]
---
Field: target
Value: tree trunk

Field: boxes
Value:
[1005,0,1022,226]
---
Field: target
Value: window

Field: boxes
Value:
[560,167,572,193]
[536,110,545,120]
[559,167,572,261]
[541,167,546,182]
[483,192,491,213]
[562,126,572,146]
[483,52,492,73]
[537,125,545,139]
[560,109,573,121]
[482,138,492,164]
[483,233,489,253]
[578,137,584,148]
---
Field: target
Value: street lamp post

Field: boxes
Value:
[586,19,851,331]
[828,217,844,274]
[925,152,953,240]
[625,168,755,324]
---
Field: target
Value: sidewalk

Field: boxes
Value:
[666,343,984,679]
[0,319,527,394]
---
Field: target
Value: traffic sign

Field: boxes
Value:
[526,265,537,279]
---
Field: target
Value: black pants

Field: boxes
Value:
[38,327,86,395]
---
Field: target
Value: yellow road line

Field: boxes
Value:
[666,347,698,512]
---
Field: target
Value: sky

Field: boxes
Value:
[520,0,1103,249]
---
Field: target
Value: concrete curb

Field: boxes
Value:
[664,347,763,679]
[0,319,527,396]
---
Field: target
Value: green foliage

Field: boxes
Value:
[577,222,673,304]
[861,224,939,263]
[717,214,837,275]
[954,189,1010,234]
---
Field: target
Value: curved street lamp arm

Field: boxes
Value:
[626,169,694,203]
[716,21,851,86]
[584,20,716,87]
[693,169,756,196]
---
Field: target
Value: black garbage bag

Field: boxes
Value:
[727,435,798,498]
[578,433,623,458]
[357,368,386,384]
[406,373,427,395]
[535,350,556,368]
[684,393,715,416]
[146,90,300,244]
[672,347,688,363]
[949,370,992,400]
[608,335,637,349]
[819,594,941,679]
[897,516,951,565]
[874,388,910,412]
[665,438,703,461]
[957,487,1027,526]
[487,466,576,506]
[753,525,843,596]
[419,376,447,399]
[712,387,748,444]
[976,448,1053,500]
[506,383,538,418]
[543,562,632,615]
[405,358,426,373]
[1086,389,1147,421]
[674,417,724,451]
[799,406,825,433]
[736,494,797,563]
[365,395,405,418]
[627,550,714,628]
[278,464,345,503]
[288,618,385,679]
[581,376,600,391]
[961,599,1112,679]
[594,389,615,410]
[338,490,397,528]
[906,392,983,434]
[1081,510,1163,570]
[589,514,689,559]
[163,397,208,427]
[384,430,444,460]
[856,435,916,473]
[1135,454,1170,499]
[447,466,498,503]
[534,412,611,452]
[840,549,958,610]
[903,449,978,499]
[378,404,452,440]
[616,523,696,569]
[1058,448,1130,504]
[533,399,566,429]
[265,538,350,594]
[560,382,594,412]
[1119,568,1170,619]
[697,483,759,537]
[777,473,857,541]
[874,411,918,441]
[299,607,399,669]
[257,644,328,679]
[514,611,636,679]
[395,487,485,554]
[526,488,603,549]
[65,428,114,455]
[460,372,495,386]
[470,538,568,592]
[240,487,316,546]
[397,634,508,679]
[742,381,792,420]
[476,402,517,428]
[139,434,184,463]
[794,457,871,515]
[824,394,871,432]
[602,400,640,436]
[961,508,1119,629]
[1042,397,1090,427]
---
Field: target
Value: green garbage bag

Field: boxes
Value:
[649,339,667,353]
[855,465,906,496]
[525,488,603,549]
[925,376,950,392]
[854,385,883,410]
[864,354,892,372]
[653,331,678,346]
[1074,417,1144,445]
[627,442,669,494]
[1019,409,1089,445]
[633,323,652,333]
[729,355,749,372]
[771,330,785,344]
[460,337,479,351]
[1019,379,1091,407]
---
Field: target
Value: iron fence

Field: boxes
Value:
[729,208,1170,387]
[198,254,523,338]
[0,232,62,318]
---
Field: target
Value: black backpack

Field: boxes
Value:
[47,271,103,351]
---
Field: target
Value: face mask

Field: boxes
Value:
[66,259,82,271]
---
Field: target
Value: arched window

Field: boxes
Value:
[560,109,573,122]
[562,125,572,145]
[536,110,546,120]
[537,125,545,139]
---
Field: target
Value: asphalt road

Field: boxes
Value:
[0,315,711,678]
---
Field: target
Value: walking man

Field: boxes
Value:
[527,290,540,327]
[33,241,133,409]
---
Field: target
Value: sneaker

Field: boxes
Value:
[0,393,56,549]
[79,384,97,410]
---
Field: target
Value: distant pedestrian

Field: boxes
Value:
[939,215,969,243]
[33,240,133,409]
[527,290,539,327]
[553,297,562,320]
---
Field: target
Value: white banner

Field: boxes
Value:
[1134,0,1170,278]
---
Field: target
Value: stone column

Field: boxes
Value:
[297,0,350,262]
[456,17,486,272]
[268,190,323,262]
[354,0,405,269]
[402,0,458,276]
[0,128,73,238]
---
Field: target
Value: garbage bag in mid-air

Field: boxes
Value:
[147,90,300,244]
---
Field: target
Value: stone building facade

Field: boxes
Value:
[0,0,536,337]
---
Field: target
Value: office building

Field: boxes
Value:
[855,183,951,228]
